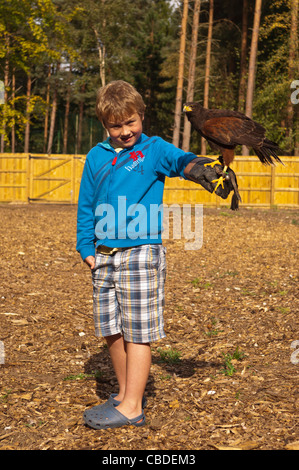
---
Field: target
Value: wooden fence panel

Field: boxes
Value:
[163,156,299,208]
[0,153,298,207]
[0,153,28,202]
[0,154,85,203]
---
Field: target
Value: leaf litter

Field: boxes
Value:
[0,204,298,450]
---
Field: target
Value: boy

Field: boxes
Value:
[76,80,233,430]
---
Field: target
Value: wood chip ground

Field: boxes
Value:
[0,204,298,450]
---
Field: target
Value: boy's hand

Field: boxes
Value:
[84,255,95,270]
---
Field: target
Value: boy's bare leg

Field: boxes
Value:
[116,341,151,420]
[106,334,151,419]
[105,333,127,402]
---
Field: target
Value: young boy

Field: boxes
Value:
[76,80,232,430]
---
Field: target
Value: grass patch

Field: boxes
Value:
[191,278,213,289]
[0,389,12,402]
[204,317,223,337]
[157,347,181,364]
[63,370,103,381]
[221,347,246,376]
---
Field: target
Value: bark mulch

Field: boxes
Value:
[0,204,298,450]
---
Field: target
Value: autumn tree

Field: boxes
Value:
[0,0,73,153]
[1,0,295,155]
[238,0,249,112]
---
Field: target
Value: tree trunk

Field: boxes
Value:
[238,0,249,112]
[201,0,214,155]
[287,0,298,154]
[47,87,57,154]
[11,68,15,153]
[93,1,106,89]
[24,74,31,153]
[243,0,262,155]
[93,2,107,140]
[172,0,189,148]
[43,66,51,153]
[94,28,106,88]
[63,88,70,154]
[63,66,71,154]
[47,64,60,155]
[77,82,85,154]
[182,0,201,152]
[0,33,9,153]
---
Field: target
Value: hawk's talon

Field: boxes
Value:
[204,159,221,169]
[211,176,225,191]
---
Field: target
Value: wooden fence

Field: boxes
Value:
[0,153,298,207]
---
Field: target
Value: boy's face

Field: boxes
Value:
[105,113,144,148]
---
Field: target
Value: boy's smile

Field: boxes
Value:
[105,113,144,149]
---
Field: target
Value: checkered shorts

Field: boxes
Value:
[91,244,167,343]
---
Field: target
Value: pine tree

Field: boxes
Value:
[182,0,201,152]
[243,0,262,155]
[173,0,189,147]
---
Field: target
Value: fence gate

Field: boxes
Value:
[28,154,85,203]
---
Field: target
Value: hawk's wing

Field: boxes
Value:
[202,116,266,148]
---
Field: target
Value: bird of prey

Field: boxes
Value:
[183,102,283,192]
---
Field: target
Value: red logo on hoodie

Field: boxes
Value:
[129,151,144,162]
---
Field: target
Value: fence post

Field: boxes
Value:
[28,154,33,202]
[26,153,30,202]
[270,165,276,206]
[71,154,75,204]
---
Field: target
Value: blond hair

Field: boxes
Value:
[95,80,146,125]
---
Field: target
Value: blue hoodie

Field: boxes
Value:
[76,133,206,260]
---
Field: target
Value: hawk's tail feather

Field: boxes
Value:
[231,192,240,211]
[254,140,284,165]
[227,167,241,211]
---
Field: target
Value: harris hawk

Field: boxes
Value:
[183,102,283,200]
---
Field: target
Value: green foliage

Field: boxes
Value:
[63,370,103,380]
[253,0,293,149]
[157,347,182,364]
[0,0,297,153]
[221,347,246,376]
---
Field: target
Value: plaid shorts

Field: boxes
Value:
[91,244,167,343]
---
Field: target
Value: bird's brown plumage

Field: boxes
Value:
[183,102,283,167]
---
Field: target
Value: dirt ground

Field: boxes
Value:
[0,203,298,451]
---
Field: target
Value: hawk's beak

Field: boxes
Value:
[183,105,192,112]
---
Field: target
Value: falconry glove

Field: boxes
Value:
[187,157,241,210]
